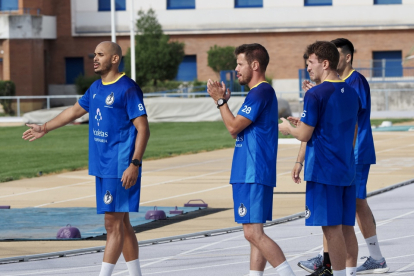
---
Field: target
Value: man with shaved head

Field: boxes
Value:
[23,41,150,276]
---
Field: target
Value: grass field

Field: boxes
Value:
[1,118,412,183]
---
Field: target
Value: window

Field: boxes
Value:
[0,0,18,11]
[175,55,197,81]
[167,0,195,10]
[374,0,401,4]
[304,0,332,6]
[372,51,402,77]
[65,58,84,84]
[235,0,263,8]
[98,0,126,11]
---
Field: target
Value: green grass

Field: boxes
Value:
[370,118,414,127]
[0,122,291,183]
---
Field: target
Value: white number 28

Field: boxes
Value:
[242,105,251,114]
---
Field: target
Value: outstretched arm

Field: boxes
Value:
[22,102,88,141]
[207,79,252,139]
[121,115,150,189]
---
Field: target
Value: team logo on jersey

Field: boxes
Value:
[305,205,311,219]
[104,190,113,205]
[95,108,102,126]
[238,203,247,217]
[105,92,115,105]
[341,88,345,93]
[301,110,307,118]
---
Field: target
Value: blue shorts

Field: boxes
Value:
[232,183,273,224]
[305,181,356,226]
[96,176,141,214]
[355,164,370,199]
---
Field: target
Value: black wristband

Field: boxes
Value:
[295,162,303,166]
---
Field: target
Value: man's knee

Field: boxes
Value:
[322,225,342,240]
[243,224,264,244]
[356,198,368,212]
[105,213,125,234]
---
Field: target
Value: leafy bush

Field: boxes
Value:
[207,45,236,73]
[0,81,16,115]
[75,74,100,95]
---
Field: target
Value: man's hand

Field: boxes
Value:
[291,162,303,184]
[121,165,139,190]
[278,118,292,136]
[22,124,46,142]
[287,116,301,127]
[302,80,315,92]
[207,79,231,103]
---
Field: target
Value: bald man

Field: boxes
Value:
[22,41,150,276]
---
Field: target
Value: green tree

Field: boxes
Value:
[125,9,185,87]
[0,81,16,115]
[75,74,100,95]
[207,45,236,73]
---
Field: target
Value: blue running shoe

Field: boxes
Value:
[357,256,390,274]
[298,254,323,273]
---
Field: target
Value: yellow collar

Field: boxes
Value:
[102,73,125,85]
[324,79,345,83]
[342,69,355,81]
[250,81,268,90]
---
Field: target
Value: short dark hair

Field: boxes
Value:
[303,41,339,71]
[234,43,269,72]
[331,38,355,65]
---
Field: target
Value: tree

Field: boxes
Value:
[0,81,15,115]
[125,9,185,87]
[207,45,237,73]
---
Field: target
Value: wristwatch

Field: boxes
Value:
[217,98,227,109]
[131,159,142,167]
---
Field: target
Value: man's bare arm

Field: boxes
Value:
[218,104,252,139]
[291,142,307,184]
[121,115,150,189]
[22,102,87,141]
[279,118,314,142]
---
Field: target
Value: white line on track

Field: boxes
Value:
[0,180,94,199]
[389,260,414,275]
[143,157,231,174]
[1,264,101,276]
[376,143,414,153]
[34,194,95,208]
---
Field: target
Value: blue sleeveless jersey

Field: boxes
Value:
[343,70,376,164]
[78,74,147,178]
[230,82,279,187]
[301,80,360,186]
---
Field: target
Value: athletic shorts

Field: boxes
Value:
[305,181,356,226]
[232,183,274,224]
[96,176,141,214]
[355,164,370,200]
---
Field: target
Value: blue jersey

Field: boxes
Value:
[230,82,278,187]
[343,70,376,164]
[78,73,147,178]
[301,80,360,186]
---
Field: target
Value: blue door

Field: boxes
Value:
[65,57,84,84]
[373,51,402,77]
[175,55,197,81]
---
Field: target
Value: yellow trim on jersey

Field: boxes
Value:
[324,79,345,83]
[102,73,125,85]
[250,81,268,90]
[342,69,355,81]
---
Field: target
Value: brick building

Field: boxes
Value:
[1,0,414,112]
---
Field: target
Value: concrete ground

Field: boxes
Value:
[0,131,413,260]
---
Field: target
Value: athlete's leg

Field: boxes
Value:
[243,223,286,267]
[342,225,358,267]
[250,243,267,271]
[122,213,139,261]
[103,212,126,263]
[356,198,376,239]
[322,225,346,271]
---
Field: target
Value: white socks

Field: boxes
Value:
[365,235,384,260]
[126,259,143,276]
[99,262,115,276]
[275,261,295,276]
[346,267,356,276]
[250,270,264,276]
[333,269,346,276]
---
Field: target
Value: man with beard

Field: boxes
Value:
[22,41,150,276]
[207,43,295,276]
[279,41,360,276]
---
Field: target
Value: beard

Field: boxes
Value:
[238,71,253,86]
[95,61,112,75]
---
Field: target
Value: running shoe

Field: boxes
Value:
[307,265,333,276]
[357,256,389,274]
[298,254,323,273]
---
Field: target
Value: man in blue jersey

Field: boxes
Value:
[207,43,295,276]
[22,41,150,276]
[296,38,388,275]
[279,41,360,276]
